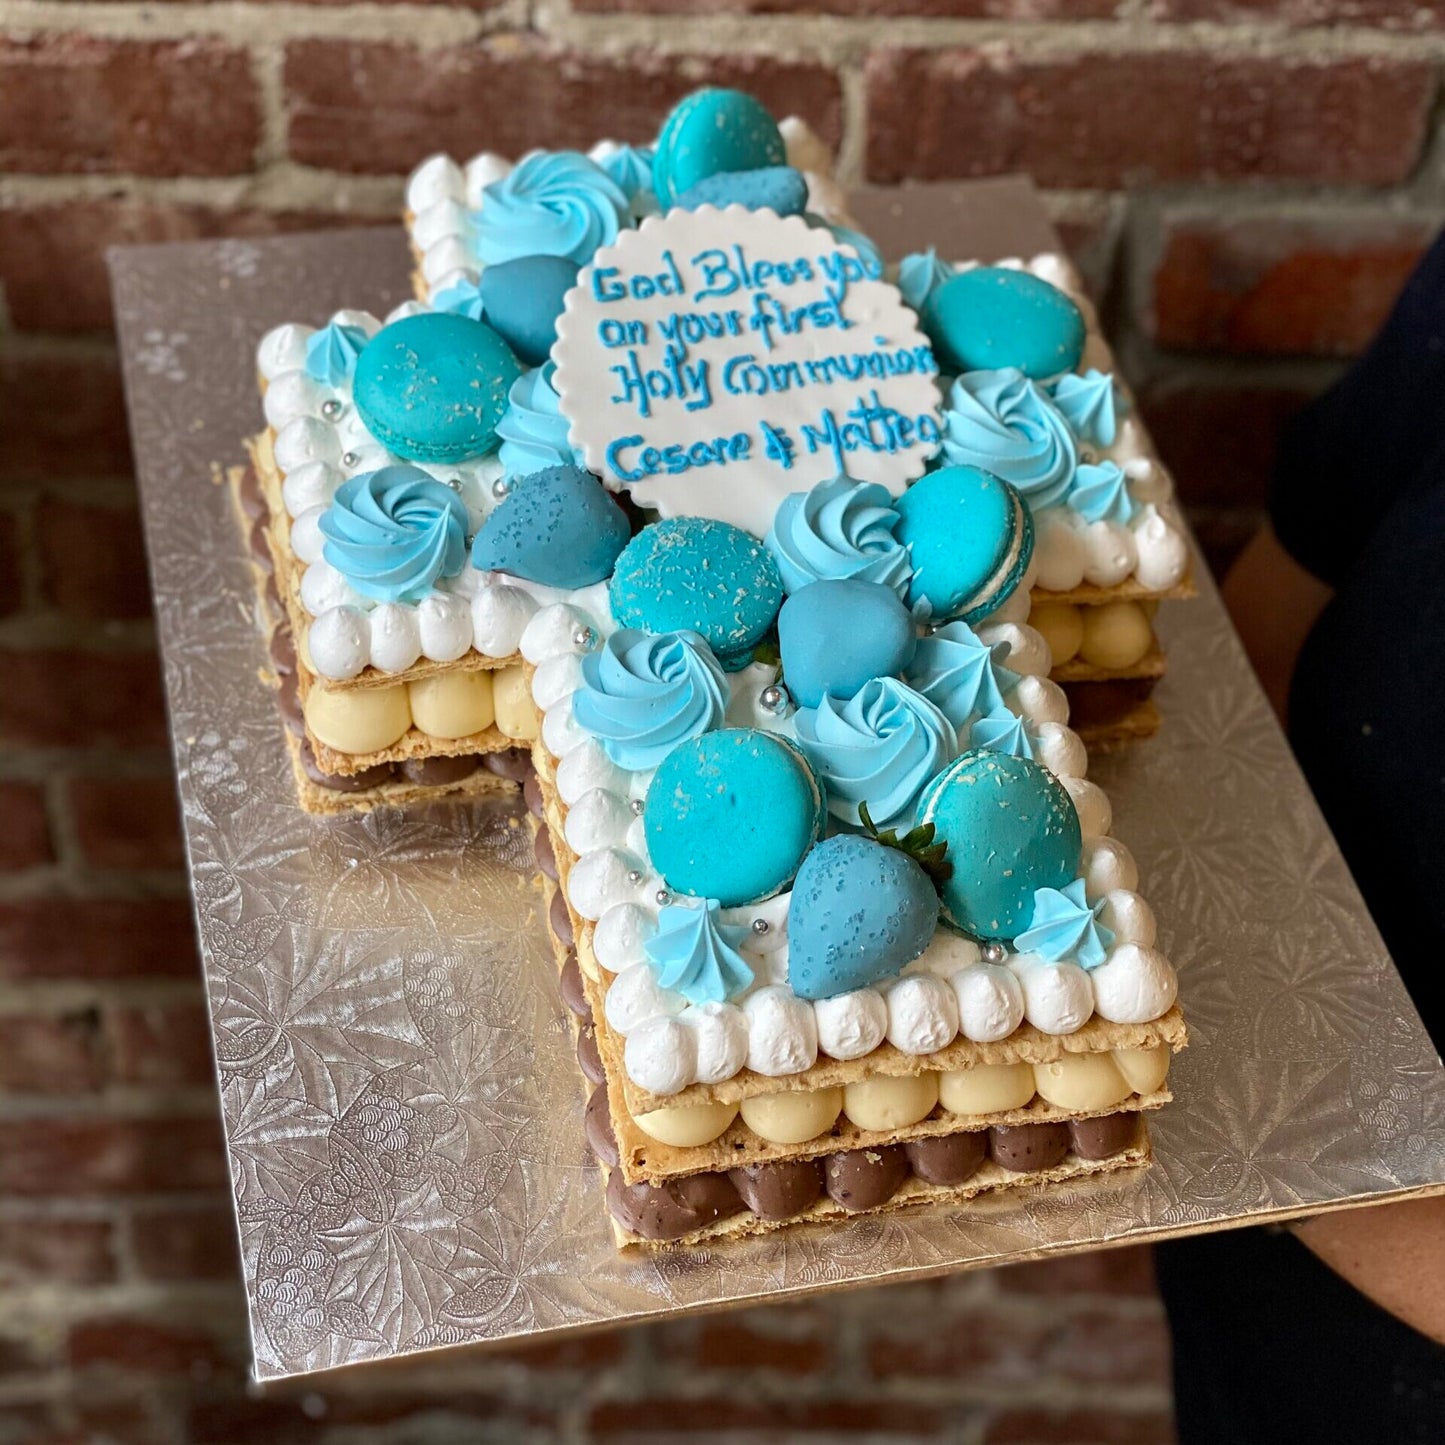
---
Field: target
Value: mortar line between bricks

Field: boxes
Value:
[7,166,1445,245]
[835,61,868,189]
[0,617,159,649]
[0,166,408,213]
[1403,70,1445,204]
[0,1083,220,1117]
[0,864,192,903]
[0,1377,74,1412]
[0,978,209,1015]
[1117,341,1348,393]
[0,329,122,359]
[0,1192,228,1223]
[4,489,44,619]
[536,9,1445,61]
[848,1375,1176,1412]
[4,1,1445,59]
[0,1277,247,1323]
[0,0,515,46]
[7,162,1445,221]
[251,42,289,174]
[0,864,192,902]
[0,746,176,782]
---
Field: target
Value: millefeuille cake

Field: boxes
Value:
[244,88,1186,1245]
[404,113,1193,746]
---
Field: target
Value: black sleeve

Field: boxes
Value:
[1271,226,1445,588]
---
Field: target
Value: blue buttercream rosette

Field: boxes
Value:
[764,475,912,601]
[941,368,1077,510]
[475,150,630,268]
[904,621,1019,731]
[496,364,585,480]
[572,629,729,772]
[318,464,469,604]
[794,676,957,829]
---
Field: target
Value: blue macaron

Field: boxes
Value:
[895,466,1033,624]
[918,750,1082,941]
[353,312,521,465]
[922,266,1086,380]
[652,89,787,209]
[609,516,784,670]
[644,728,824,906]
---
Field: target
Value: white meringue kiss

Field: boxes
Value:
[743,986,818,1077]
[592,902,657,974]
[812,989,888,1060]
[1090,944,1177,1023]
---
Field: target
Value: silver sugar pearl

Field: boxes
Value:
[341,451,359,469]
[626,869,644,887]
[491,477,512,500]
[981,941,1007,964]
[751,918,770,935]
[320,398,344,422]
[572,625,597,652]
[629,798,645,817]
[654,889,671,907]
[445,476,465,494]
[759,684,789,716]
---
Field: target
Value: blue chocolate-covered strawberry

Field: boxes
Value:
[787,833,940,1001]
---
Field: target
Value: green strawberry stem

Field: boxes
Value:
[857,800,954,894]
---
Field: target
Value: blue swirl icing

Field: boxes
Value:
[941,369,1077,509]
[897,248,955,312]
[476,151,630,268]
[1015,878,1115,969]
[968,707,1035,761]
[795,676,957,828]
[765,476,911,600]
[496,364,584,479]
[319,464,469,604]
[1065,460,1137,526]
[904,622,1019,730]
[571,628,729,772]
[432,279,486,321]
[643,899,754,1005]
[598,143,657,210]
[1049,369,1122,448]
[304,322,368,386]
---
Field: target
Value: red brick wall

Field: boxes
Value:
[2,3,1437,1441]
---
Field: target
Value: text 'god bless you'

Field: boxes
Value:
[590,242,938,419]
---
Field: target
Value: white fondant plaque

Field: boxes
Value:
[552,206,942,534]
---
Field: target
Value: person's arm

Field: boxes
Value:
[1224,524,1445,1342]
[1220,521,1333,725]
[1294,1199,1445,1347]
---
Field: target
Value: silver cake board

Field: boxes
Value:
[109,178,1445,1382]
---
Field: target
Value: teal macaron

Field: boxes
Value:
[644,728,824,906]
[353,312,522,466]
[609,516,784,670]
[652,89,787,208]
[918,750,1082,942]
[921,266,1086,380]
[895,466,1034,624]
